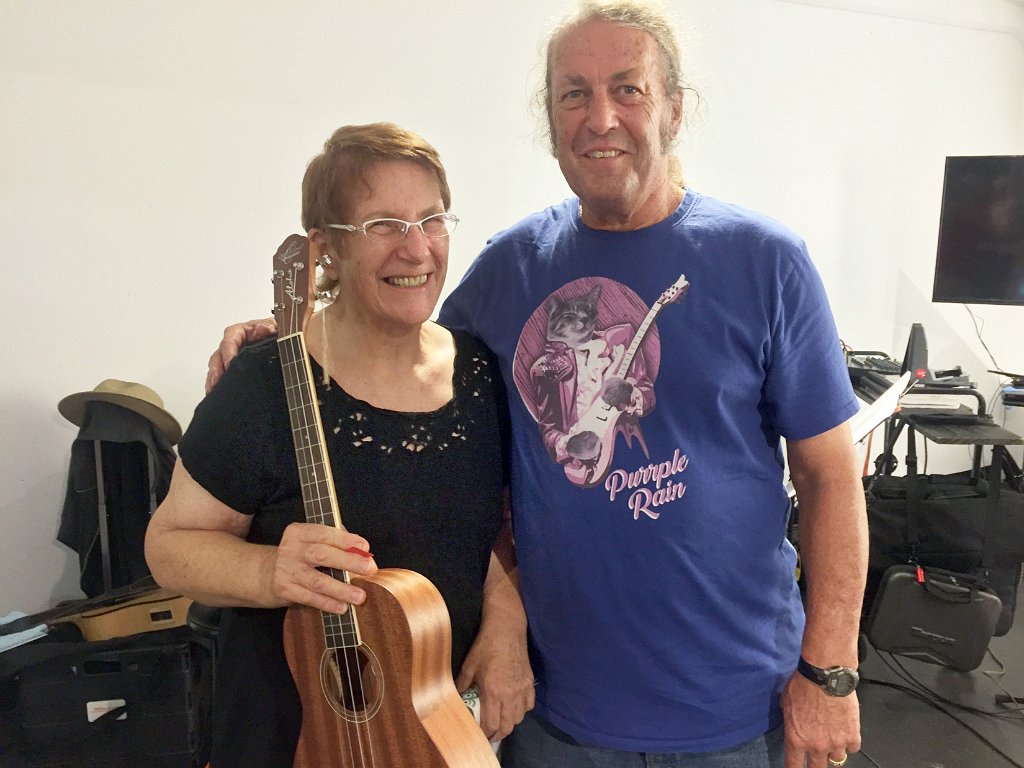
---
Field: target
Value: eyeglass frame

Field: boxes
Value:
[325,212,459,240]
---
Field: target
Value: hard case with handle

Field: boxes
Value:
[865,564,1002,671]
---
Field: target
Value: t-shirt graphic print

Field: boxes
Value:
[512,274,688,490]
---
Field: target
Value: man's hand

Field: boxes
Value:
[206,318,277,393]
[781,671,861,768]
[455,615,534,741]
[784,424,866,767]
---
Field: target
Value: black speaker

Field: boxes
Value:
[2,627,211,768]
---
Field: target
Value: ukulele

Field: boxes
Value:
[563,274,690,488]
[272,235,499,768]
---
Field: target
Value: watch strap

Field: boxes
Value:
[797,657,859,696]
[797,656,828,686]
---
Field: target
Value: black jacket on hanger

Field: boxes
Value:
[57,401,176,597]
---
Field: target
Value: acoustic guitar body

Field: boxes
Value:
[70,589,192,641]
[283,568,498,768]
[0,581,192,642]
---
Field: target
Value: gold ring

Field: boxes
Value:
[828,756,848,767]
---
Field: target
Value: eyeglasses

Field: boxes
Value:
[327,212,459,240]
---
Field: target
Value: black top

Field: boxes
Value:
[178,330,509,768]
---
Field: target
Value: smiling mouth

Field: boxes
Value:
[586,150,623,159]
[385,275,428,287]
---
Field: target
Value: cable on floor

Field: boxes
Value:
[857,638,1024,767]
[859,676,1023,767]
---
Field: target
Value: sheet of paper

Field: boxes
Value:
[851,372,913,443]
[0,611,49,654]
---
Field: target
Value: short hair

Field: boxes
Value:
[538,1,685,154]
[301,123,451,299]
[301,122,451,234]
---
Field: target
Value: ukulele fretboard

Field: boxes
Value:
[277,331,359,650]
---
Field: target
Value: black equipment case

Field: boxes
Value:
[0,626,211,768]
[865,468,1024,636]
[863,464,1024,669]
[865,564,1003,671]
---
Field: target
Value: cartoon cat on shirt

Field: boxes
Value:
[527,284,654,486]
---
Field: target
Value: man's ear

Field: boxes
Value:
[669,87,684,138]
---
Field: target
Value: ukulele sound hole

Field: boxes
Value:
[320,644,384,723]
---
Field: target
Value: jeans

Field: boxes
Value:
[500,712,785,768]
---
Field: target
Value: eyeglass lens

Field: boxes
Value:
[364,213,455,239]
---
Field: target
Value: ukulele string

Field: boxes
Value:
[315,309,368,760]
[311,443,377,767]
[282,254,379,766]
[289,336,371,767]
[282,255,376,765]
[306,312,378,766]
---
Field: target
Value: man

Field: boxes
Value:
[210,3,867,766]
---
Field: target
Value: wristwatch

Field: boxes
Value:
[797,657,859,697]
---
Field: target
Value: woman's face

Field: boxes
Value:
[327,160,449,332]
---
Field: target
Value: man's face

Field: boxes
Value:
[550,20,682,228]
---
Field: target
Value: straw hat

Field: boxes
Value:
[58,379,183,445]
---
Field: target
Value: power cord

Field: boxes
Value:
[882,651,1023,720]
[858,643,1024,768]
[853,747,883,767]
[859,675,1024,767]
[984,648,1024,712]
[963,305,1001,372]
[963,302,1019,464]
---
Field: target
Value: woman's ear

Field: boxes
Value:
[307,229,336,273]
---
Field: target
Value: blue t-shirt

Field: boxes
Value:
[438,190,859,753]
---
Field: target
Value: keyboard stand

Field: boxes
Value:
[869,385,1024,695]
[902,385,1019,479]
[870,385,1010,479]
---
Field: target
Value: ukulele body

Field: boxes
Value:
[283,568,498,768]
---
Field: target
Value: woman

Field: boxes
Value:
[145,123,533,768]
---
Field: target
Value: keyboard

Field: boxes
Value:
[848,355,902,375]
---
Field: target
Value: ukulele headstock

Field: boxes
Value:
[272,235,314,337]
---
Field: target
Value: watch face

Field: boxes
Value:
[826,670,858,696]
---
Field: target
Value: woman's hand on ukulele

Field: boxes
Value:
[270,523,377,613]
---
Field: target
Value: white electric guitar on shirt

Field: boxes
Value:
[564,274,689,488]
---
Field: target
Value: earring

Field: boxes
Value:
[320,254,333,266]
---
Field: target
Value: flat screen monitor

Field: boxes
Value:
[931,155,1024,306]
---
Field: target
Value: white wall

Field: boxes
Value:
[2,0,1023,614]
